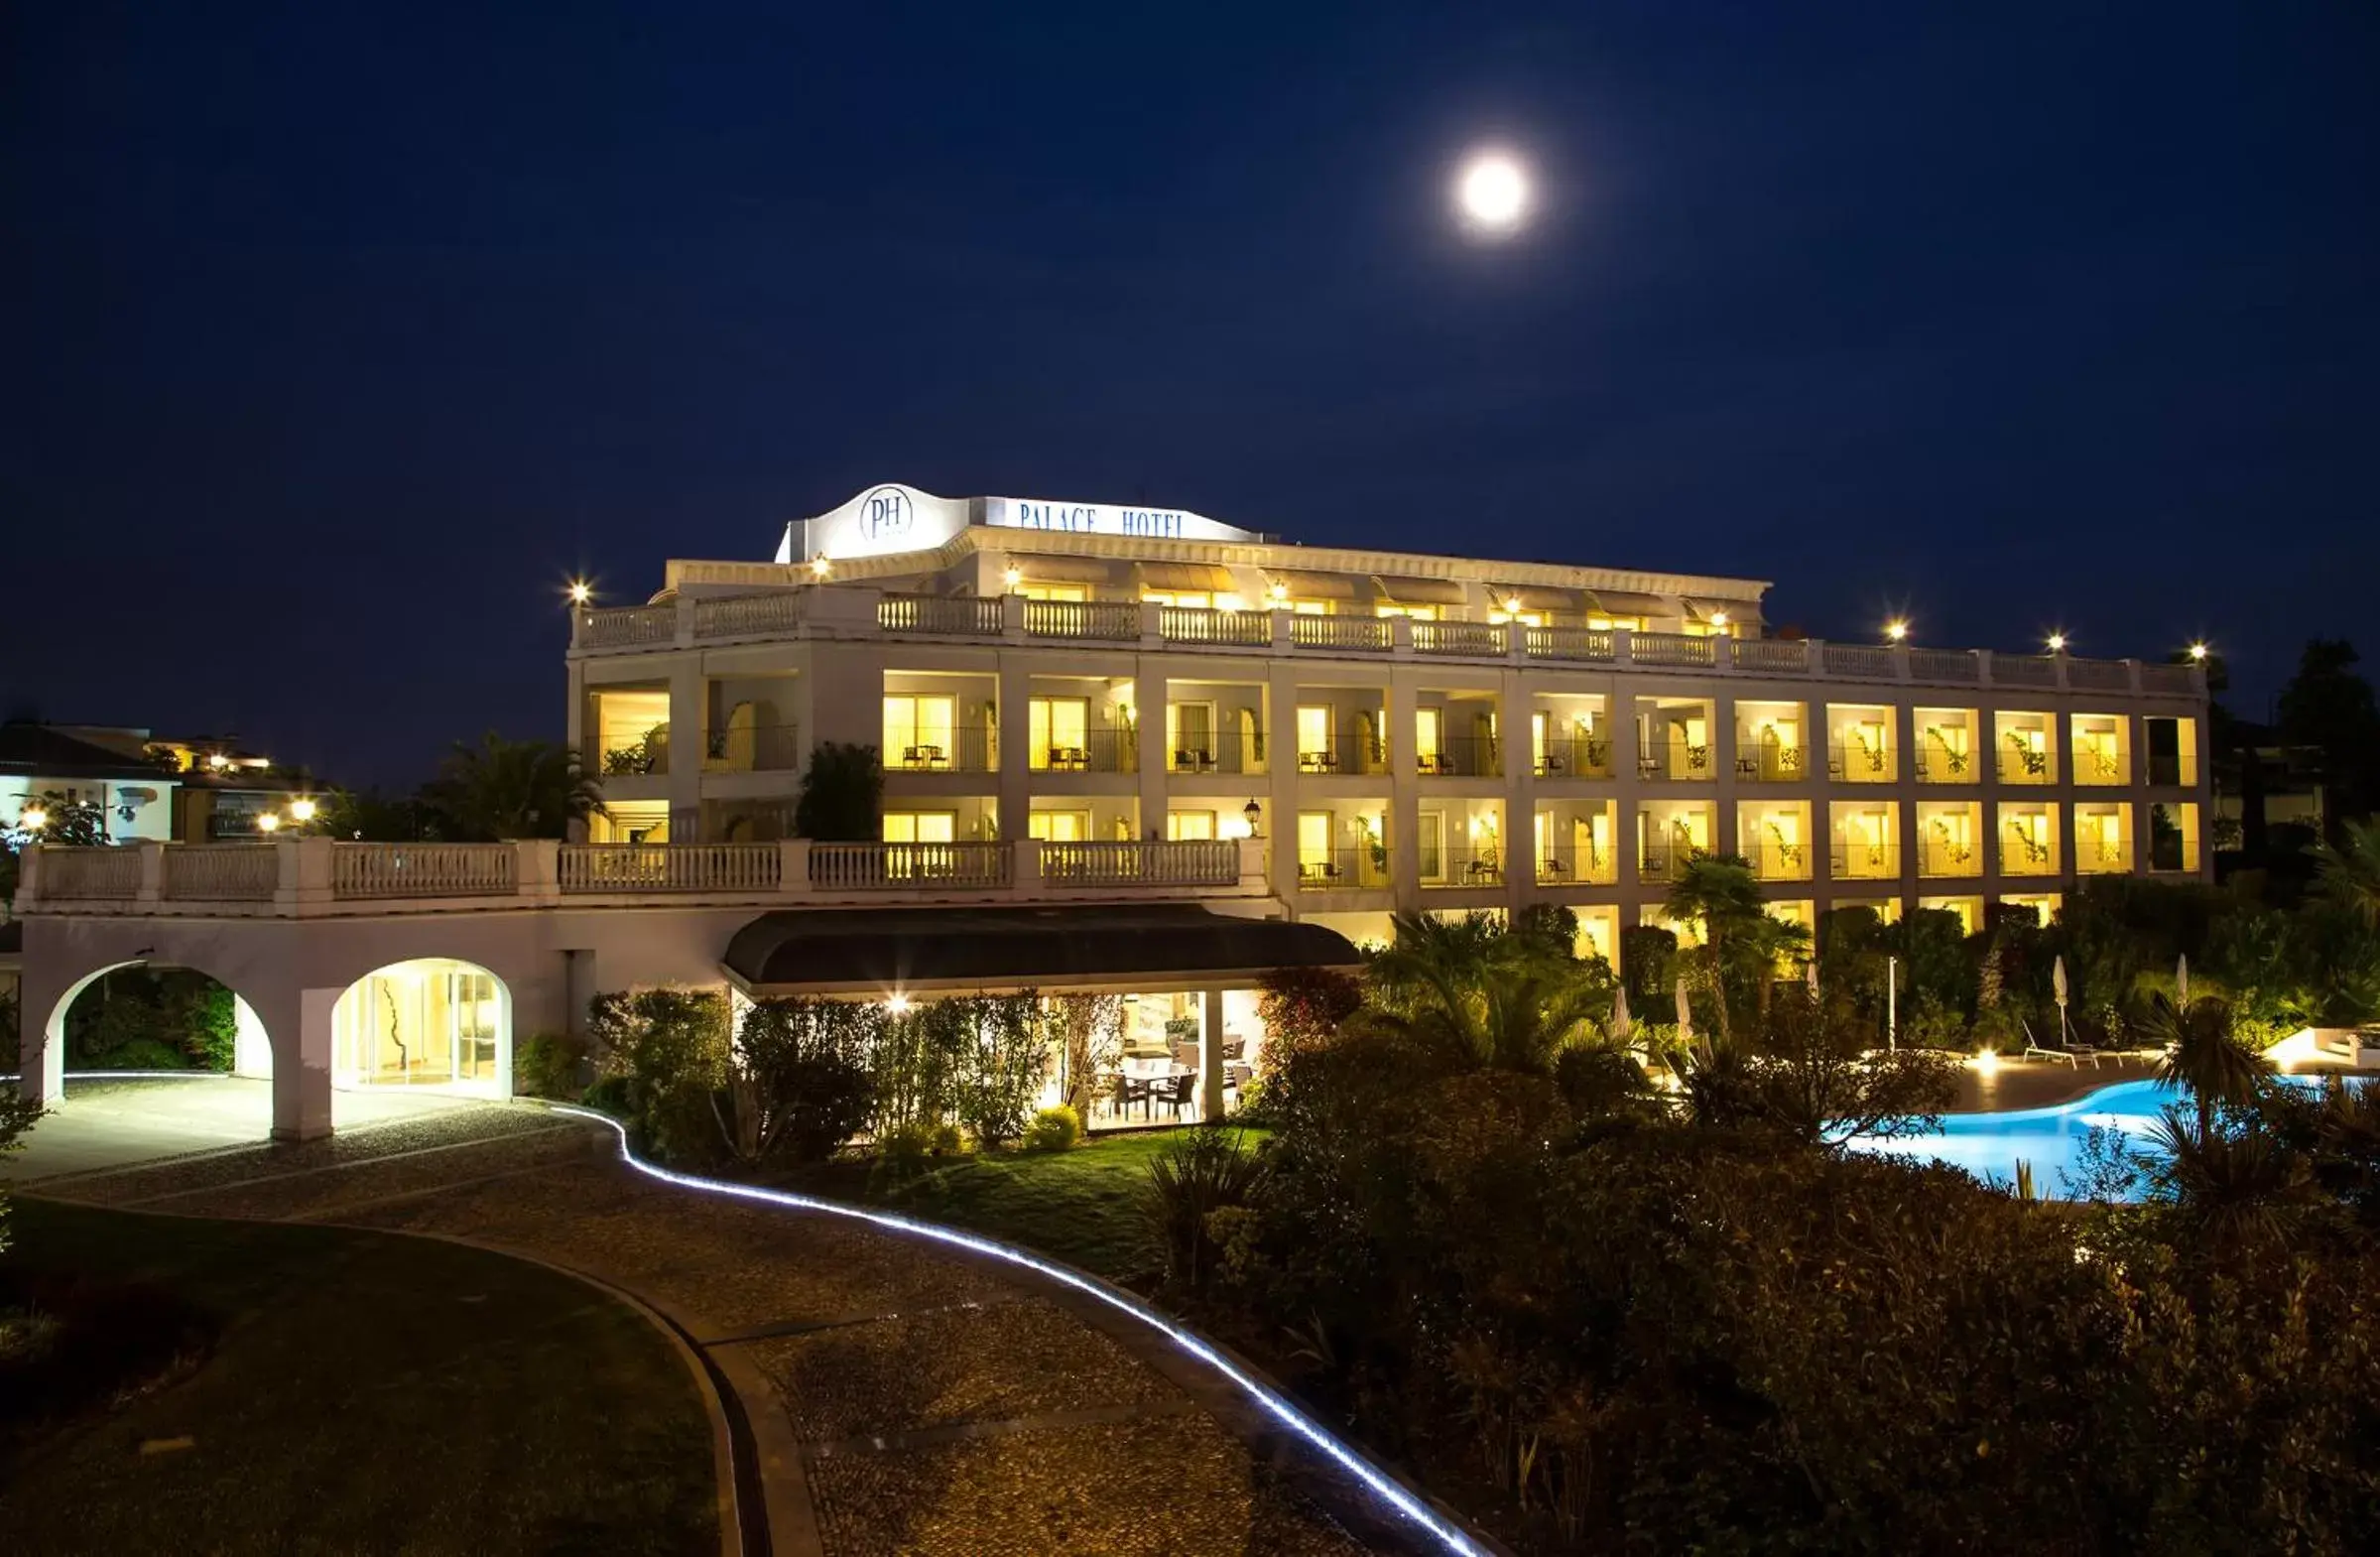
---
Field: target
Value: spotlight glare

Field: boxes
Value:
[1456,151,1531,234]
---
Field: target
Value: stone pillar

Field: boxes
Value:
[1135,657,1168,839]
[1387,668,1420,911]
[1201,986,1227,1120]
[1503,666,1533,916]
[1266,661,1301,904]
[997,655,1031,843]
[667,656,704,841]
[270,984,339,1143]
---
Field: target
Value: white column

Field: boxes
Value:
[1503,666,1532,915]
[269,984,340,1143]
[1135,656,1168,839]
[667,656,704,841]
[1388,668,1420,910]
[996,654,1031,842]
[1201,987,1226,1119]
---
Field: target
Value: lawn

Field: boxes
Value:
[768,1127,1230,1280]
[0,1198,719,1557]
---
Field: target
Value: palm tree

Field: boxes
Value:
[2145,1109,2316,1251]
[2149,992,2267,1134]
[1365,911,1615,1074]
[2313,816,2380,929]
[424,732,604,841]
[1664,853,1802,1045]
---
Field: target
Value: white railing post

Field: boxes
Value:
[779,838,809,896]
[1804,637,1825,680]
[1271,608,1294,653]
[1001,592,1028,642]
[11,843,40,912]
[1614,627,1635,668]
[1237,835,1268,890]
[516,839,561,904]
[136,840,167,906]
[1390,615,1415,658]
[1977,649,1996,688]
[673,593,697,648]
[1014,838,1043,899]
[1892,644,1913,683]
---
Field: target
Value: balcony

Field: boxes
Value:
[1638,741,1715,783]
[2001,829,2059,876]
[1639,839,1705,883]
[2075,839,2131,874]
[1418,735,1502,778]
[1827,741,1896,784]
[1919,838,1982,879]
[1996,746,2057,785]
[1534,733,1611,778]
[19,837,1268,917]
[2144,752,2200,787]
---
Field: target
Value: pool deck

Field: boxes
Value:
[1947,1054,2370,1113]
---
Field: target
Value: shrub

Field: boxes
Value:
[943,994,1049,1149]
[1020,1104,1080,1152]
[587,987,732,1168]
[932,1121,966,1157]
[515,1031,587,1100]
[875,1120,939,1181]
[1140,1126,1269,1297]
[731,997,878,1164]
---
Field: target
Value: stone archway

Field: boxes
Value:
[23,958,278,1148]
[329,958,514,1101]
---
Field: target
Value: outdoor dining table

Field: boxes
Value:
[1111,1062,1196,1120]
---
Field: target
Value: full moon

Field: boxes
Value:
[1456,151,1531,233]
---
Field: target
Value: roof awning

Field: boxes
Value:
[1495,584,1584,613]
[1683,596,1763,627]
[1584,588,1674,618]
[1370,575,1468,606]
[1136,561,1240,593]
[724,905,1362,993]
[1004,555,1114,584]
[1267,570,1357,600]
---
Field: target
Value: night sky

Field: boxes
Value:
[6,4,2374,787]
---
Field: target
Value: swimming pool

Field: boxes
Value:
[1846,1075,2364,1198]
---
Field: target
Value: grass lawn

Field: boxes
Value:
[0,1198,718,1557]
[768,1128,1240,1280]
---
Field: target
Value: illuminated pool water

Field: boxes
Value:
[1846,1076,2364,1199]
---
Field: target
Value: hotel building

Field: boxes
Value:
[12,481,2208,1144]
[573,481,2211,960]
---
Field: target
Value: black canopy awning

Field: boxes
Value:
[722,904,1360,994]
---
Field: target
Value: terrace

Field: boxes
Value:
[575,587,2205,699]
[13,836,1270,916]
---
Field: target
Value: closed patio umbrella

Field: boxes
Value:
[2177,953,2190,1010]
[1806,958,1820,1000]
[1676,975,1693,1045]
[2054,955,2070,1043]
[1610,983,1633,1043]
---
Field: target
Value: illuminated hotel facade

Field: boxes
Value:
[572,482,2214,960]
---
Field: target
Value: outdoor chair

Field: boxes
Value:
[2018,1016,2074,1067]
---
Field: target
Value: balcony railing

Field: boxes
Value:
[1166,725,1266,775]
[1997,745,2057,784]
[1417,735,1502,778]
[1919,832,1983,878]
[1298,846,1392,891]
[1744,840,1814,882]
[2075,839,2131,874]
[20,838,1270,916]
[1914,740,1978,783]
[163,843,278,901]
[2073,746,2129,785]
[885,727,999,773]
[1534,733,1612,778]
[1293,736,1389,776]
[578,590,2207,707]
[1042,839,1239,887]
[1637,739,1715,782]
[1412,620,1506,656]
[1638,839,1703,883]
[1827,740,1897,783]
[2001,830,2059,876]
[2144,753,2200,787]
[705,722,802,772]
[1423,845,1506,888]
[1534,844,1617,885]
[1732,741,1809,782]
[1829,842,1901,880]
[562,843,782,893]
[1028,726,1135,773]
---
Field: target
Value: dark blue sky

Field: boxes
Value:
[5,3,2374,785]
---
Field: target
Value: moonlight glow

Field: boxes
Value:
[1456,152,1531,233]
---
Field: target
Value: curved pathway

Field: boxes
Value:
[32,1106,1441,1556]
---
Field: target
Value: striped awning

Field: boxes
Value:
[1136,561,1240,593]
[1267,570,1358,600]
[1584,588,1674,618]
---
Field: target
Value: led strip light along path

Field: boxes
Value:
[550,1105,1495,1557]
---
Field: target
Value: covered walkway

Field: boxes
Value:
[0,1076,481,1182]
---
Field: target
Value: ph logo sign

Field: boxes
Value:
[858,485,914,541]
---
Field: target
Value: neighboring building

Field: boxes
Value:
[1,721,184,843]
[569,481,2214,957]
[2210,717,2326,861]
[1,722,315,843]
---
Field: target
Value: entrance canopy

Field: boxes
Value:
[722,905,1361,996]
